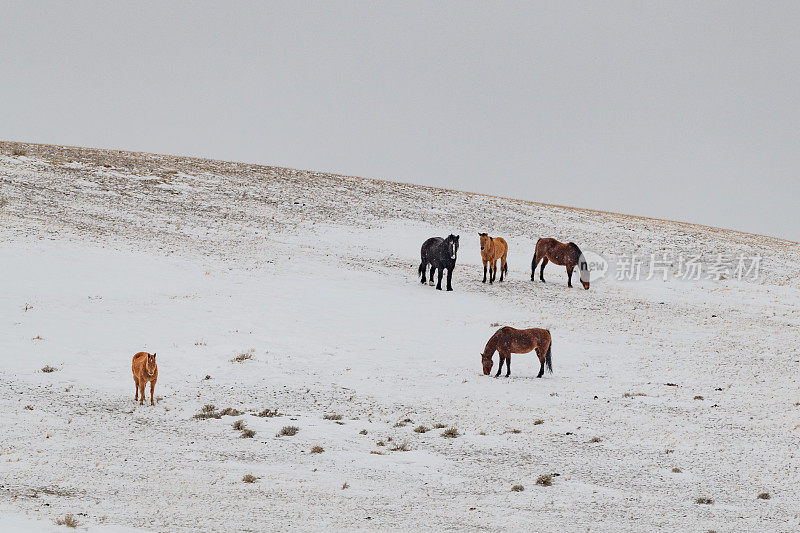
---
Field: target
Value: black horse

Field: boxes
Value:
[418,234,459,291]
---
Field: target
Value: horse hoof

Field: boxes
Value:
[428,281,434,286]
[447,288,453,291]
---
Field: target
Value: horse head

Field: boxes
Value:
[579,259,590,290]
[481,352,493,375]
[146,352,157,375]
[478,232,490,251]
[447,234,459,260]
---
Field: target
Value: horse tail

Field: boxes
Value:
[503,261,508,274]
[545,333,553,374]
[418,262,424,278]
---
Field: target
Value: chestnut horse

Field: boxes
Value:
[531,238,590,289]
[132,352,158,406]
[481,326,552,378]
[478,233,508,283]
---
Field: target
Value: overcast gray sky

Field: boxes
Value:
[2,1,799,241]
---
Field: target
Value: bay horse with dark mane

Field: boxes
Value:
[481,326,552,378]
[478,233,508,283]
[418,234,459,291]
[531,237,590,289]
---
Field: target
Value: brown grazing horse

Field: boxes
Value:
[478,233,508,283]
[481,326,552,378]
[132,352,158,406]
[531,238,590,289]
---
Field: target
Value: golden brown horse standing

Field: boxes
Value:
[531,237,590,289]
[132,352,158,406]
[481,326,552,378]
[478,233,508,283]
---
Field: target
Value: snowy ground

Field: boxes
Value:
[1,141,799,531]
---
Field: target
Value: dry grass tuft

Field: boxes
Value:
[511,484,525,492]
[390,440,411,451]
[41,365,58,373]
[413,425,428,433]
[201,404,216,412]
[310,445,324,454]
[671,467,682,473]
[0,196,8,208]
[757,492,771,500]
[11,146,27,156]
[441,427,459,438]
[242,474,258,483]
[232,419,246,431]
[231,350,254,363]
[376,440,385,447]
[220,407,243,416]
[256,408,279,418]
[533,419,544,425]
[695,497,714,505]
[359,429,368,435]
[240,428,256,438]
[536,474,553,486]
[342,481,349,489]
[622,392,647,398]
[589,436,602,443]
[55,514,78,527]
[194,405,222,419]
[694,395,704,400]
[323,413,343,420]
[433,422,447,429]
[278,425,299,437]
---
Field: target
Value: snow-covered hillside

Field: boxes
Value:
[1,141,799,531]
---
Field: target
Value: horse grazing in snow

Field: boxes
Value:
[132,352,158,406]
[478,233,508,283]
[481,327,552,378]
[418,234,459,291]
[531,238,590,289]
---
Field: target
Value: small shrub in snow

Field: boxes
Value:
[694,395,704,400]
[533,419,544,425]
[390,440,410,451]
[242,474,258,483]
[589,436,602,443]
[695,497,714,505]
[511,484,525,492]
[359,429,368,435]
[0,196,8,208]
[240,429,256,438]
[232,420,246,431]
[41,365,58,373]
[231,350,254,363]
[376,440,385,447]
[55,514,78,527]
[757,492,770,500]
[323,413,342,420]
[509,429,522,434]
[256,408,279,418]
[536,474,553,486]
[201,404,216,413]
[432,422,447,429]
[341,481,349,489]
[441,428,459,438]
[671,467,682,473]
[310,445,324,454]
[622,392,647,398]
[220,407,242,416]
[278,425,298,437]
[393,421,406,427]
[11,146,27,156]
[413,425,428,433]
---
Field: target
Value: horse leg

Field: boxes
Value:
[429,265,436,286]
[134,377,139,401]
[150,380,156,406]
[537,357,545,378]
[499,256,506,281]
[482,259,487,283]
[540,257,549,282]
[420,261,427,284]
[495,355,504,377]
[446,267,453,291]
[490,260,496,283]
[531,252,539,281]
[506,354,511,377]
[138,382,146,405]
[566,265,574,288]
[436,268,444,290]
